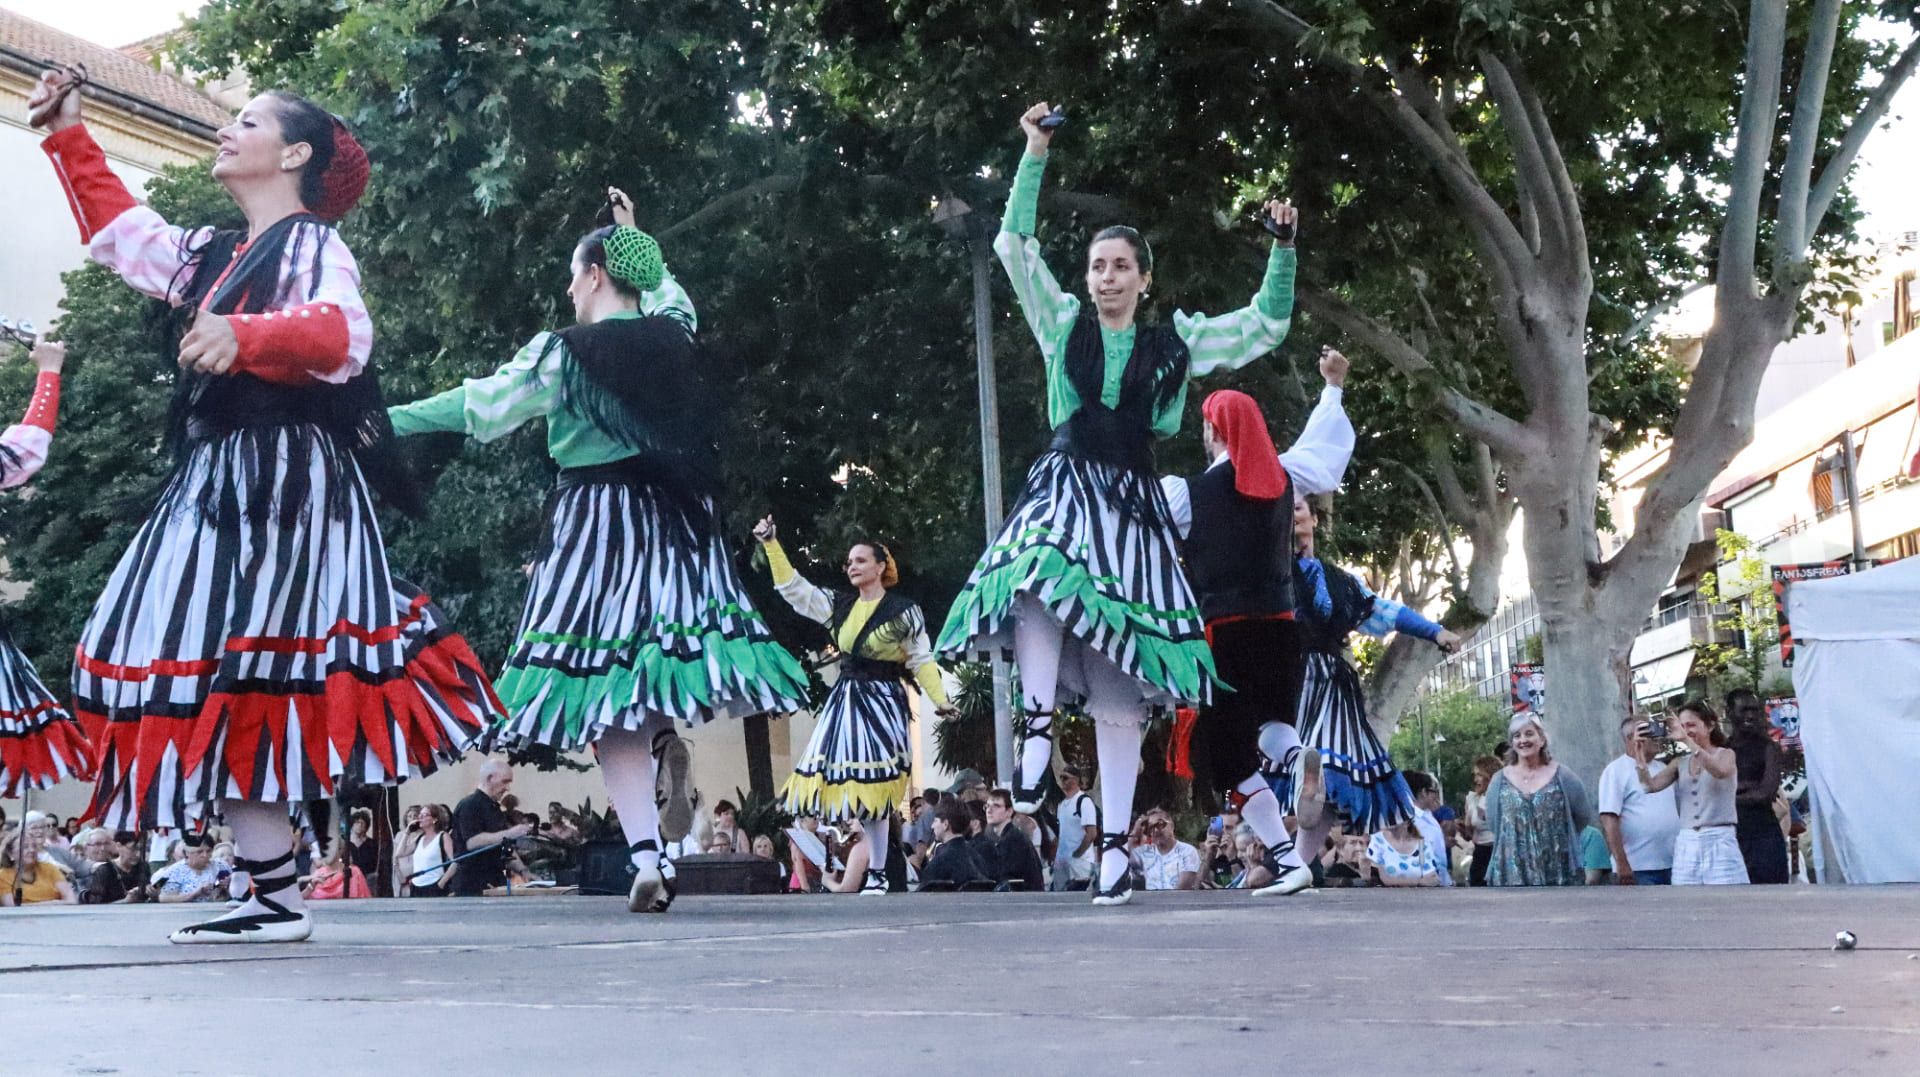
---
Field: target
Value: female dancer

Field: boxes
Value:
[752,516,953,894]
[1276,496,1460,864]
[388,190,808,913]
[0,339,92,801]
[32,70,499,943]
[937,102,1347,906]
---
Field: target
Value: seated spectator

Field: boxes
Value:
[1224,824,1273,890]
[0,820,78,905]
[152,837,225,903]
[304,846,373,901]
[83,833,153,904]
[1201,817,1245,888]
[1322,830,1371,888]
[345,810,381,888]
[824,826,882,893]
[1368,818,1442,887]
[1404,772,1454,887]
[751,834,777,860]
[69,826,117,890]
[1135,809,1201,891]
[919,800,987,890]
[545,803,583,845]
[980,789,1045,891]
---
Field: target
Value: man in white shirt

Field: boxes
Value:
[1598,715,1679,884]
[1051,763,1098,890]
[1134,809,1201,891]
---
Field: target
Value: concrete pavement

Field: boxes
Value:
[4,884,1918,1074]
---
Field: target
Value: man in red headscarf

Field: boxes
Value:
[1159,348,1353,896]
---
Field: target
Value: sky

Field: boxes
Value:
[6,0,1916,237]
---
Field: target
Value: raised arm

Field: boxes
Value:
[42,124,212,301]
[1278,350,1354,496]
[1177,201,1299,378]
[992,105,1080,356]
[609,186,698,330]
[387,333,564,442]
[753,522,833,626]
[0,341,65,490]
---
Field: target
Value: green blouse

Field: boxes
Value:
[386,273,694,466]
[995,151,1298,438]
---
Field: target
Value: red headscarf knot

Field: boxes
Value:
[1201,389,1289,501]
[311,117,369,223]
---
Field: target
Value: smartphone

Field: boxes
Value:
[1640,718,1669,740]
[1207,815,1224,838]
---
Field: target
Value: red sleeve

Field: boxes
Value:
[22,372,60,433]
[227,303,354,385]
[41,125,139,243]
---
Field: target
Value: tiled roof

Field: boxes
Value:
[0,10,227,133]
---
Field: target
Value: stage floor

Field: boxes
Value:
[4,884,1917,1074]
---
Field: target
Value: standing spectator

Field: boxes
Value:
[711,800,750,854]
[1463,756,1501,886]
[407,805,458,897]
[1637,701,1748,885]
[1404,772,1453,887]
[83,833,152,904]
[1,820,78,905]
[919,799,987,890]
[1579,825,1613,885]
[152,839,225,903]
[453,759,533,895]
[1368,817,1442,887]
[1597,716,1678,884]
[1051,764,1098,891]
[980,789,1046,891]
[1486,715,1594,886]
[393,806,424,895]
[1725,689,1789,884]
[1135,809,1202,891]
[345,810,381,891]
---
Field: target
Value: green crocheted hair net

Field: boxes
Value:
[603,225,664,293]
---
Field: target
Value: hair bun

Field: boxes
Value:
[313,116,369,222]
[604,226,664,292]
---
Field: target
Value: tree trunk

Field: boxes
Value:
[1535,612,1632,783]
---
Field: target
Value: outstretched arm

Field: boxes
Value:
[387,333,563,441]
[1179,200,1299,378]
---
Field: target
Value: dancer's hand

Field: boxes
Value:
[935,704,959,719]
[752,515,777,543]
[1019,102,1055,157]
[29,339,66,374]
[1318,346,1349,389]
[178,309,239,375]
[28,67,83,133]
[1262,199,1298,247]
[1435,629,1462,654]
[607,186,637,229]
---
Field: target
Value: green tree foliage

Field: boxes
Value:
[1389,689,1510,812]
[1693,530,1780,696]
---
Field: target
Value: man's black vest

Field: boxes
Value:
[1183,459,1295,621]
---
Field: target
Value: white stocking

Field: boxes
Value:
[861,816,893,874]
[1236,777,1302,871]
[599,723,665,870]
[224,799,304,913]
[1086,655,1146,892]
[1012,595,1065,792]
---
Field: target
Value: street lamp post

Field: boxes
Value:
[935,195,1015,788]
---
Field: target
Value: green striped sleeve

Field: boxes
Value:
[642,267,696,331]
[387,333,561,443]
[1177,245,1297,378]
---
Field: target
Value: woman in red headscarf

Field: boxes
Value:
[29,69,501,944]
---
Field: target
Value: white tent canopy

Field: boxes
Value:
[1788,557,1920,883]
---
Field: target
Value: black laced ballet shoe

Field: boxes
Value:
[169,851,311,945]
[1013,708,1054,814]
[859,868,889,895]
[627,839,666,913]
[654,730,695,843]
[1251,846,1313,897]
[1090,833,1133,907]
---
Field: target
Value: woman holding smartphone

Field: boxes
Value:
[1636,701,1748,885]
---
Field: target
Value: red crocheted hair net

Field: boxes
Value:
[311,117,368,222]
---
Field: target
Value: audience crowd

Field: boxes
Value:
[0,692,1810,906]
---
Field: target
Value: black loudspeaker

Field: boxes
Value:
[672,853,786,895]
[577,838,634,896]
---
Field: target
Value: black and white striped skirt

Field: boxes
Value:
[781,671,912,822]
[0,614,91,798]
[73,425,502,832]
[482,476,809,753]
[935,450,1215,709]
[1288,650,1413,832]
